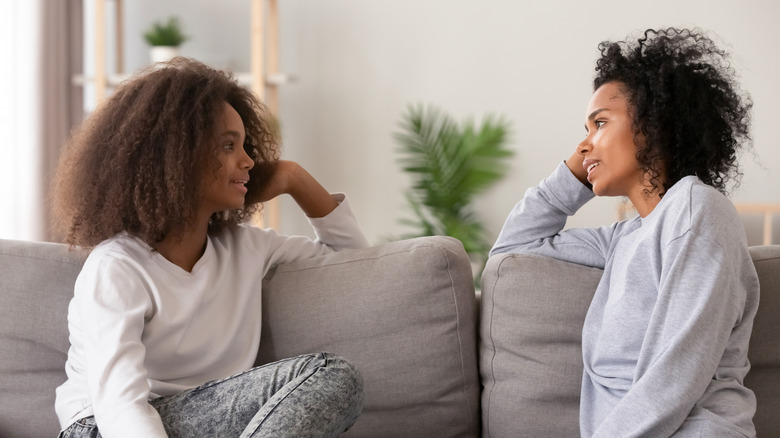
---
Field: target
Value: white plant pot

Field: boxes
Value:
[149,46,179,64]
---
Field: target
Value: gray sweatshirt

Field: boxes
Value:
[492,162,759,437]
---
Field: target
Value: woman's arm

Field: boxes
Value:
[565,148,590,186]
[591,231,756,437]
[490,160,615,268]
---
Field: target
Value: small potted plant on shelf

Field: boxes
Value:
[143,16,189,63]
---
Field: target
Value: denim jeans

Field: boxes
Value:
[59,352,363,438]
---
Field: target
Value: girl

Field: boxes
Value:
[492,28,758,437]
[52,58,369,437]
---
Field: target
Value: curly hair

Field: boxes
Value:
[593,27,752,196]
[52,57,280,248]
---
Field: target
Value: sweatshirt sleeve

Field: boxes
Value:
[74,255,168,437]
[490,161,616,268]
[591,230,755,437]
[256,193,369,269]
[307,193,370,250]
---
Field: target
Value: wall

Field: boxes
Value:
[113,0,780,245]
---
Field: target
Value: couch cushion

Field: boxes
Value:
[258,236,480,437]
[746,245,780,437]
[0,239,87,438]
[479,253,601,437]
[481,246,780,438]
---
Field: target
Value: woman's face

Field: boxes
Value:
[200,102,255,215]
[578,82,646,200]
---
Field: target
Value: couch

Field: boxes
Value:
[480,246,780,438]
[0,236,777,437]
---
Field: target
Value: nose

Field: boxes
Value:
[240,146,255,170]
[577,137,592,155]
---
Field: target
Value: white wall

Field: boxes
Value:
[1,1,46,241]
[116,0,780,245]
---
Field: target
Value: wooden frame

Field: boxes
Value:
[736,204,780,246]
[88,0,282,229]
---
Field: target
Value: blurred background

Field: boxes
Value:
[2,0,778,247]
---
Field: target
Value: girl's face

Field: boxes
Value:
[578,82,647,201]
[200,102,255,215]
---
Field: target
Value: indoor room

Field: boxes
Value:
[1,1,778,437]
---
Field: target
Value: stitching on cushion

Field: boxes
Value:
[268,240,457,275]
[481,255,507,436]
[0,248,87,266]
[439,244,477,435]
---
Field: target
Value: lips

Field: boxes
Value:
[231,177,249,193]
[583,160,600,182]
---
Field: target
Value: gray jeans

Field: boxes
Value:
[59,352,363,438]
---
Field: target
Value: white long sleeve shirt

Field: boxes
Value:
[492,163,759,437]
[55,194,369,437]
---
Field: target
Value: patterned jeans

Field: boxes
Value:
[59,352,364,438]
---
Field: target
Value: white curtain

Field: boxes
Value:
[0,0,82,242]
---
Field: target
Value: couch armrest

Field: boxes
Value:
[257,236,480,437]
[479,252,602,438]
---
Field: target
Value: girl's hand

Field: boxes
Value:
[251,160,338,218]
[253,160,296,203]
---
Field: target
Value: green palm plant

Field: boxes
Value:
[395,104,513,283]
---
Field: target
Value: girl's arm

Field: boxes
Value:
[73,256,168,437]
[250,160,338,218]
[241,160,369,269]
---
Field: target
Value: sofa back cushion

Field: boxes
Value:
[258,236,481,437]
[0,239,87,438]
[479,253,601,437]
[1,236,480,438]
[746,245,780,437]
[481,246,780,437]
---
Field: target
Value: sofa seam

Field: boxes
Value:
[438,244,477,435]
[268,241,458,274]
[0,251,87,266]
[481,256,506,437]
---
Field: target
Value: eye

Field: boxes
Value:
[595,120,606,129]
[223,142,235,151]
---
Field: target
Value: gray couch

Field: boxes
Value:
[0,236,777,437]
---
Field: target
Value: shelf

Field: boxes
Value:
[72,72,296,88]
[83,0,284,230]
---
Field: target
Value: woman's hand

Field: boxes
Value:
[565,148,591,188]
[250,160,338,218]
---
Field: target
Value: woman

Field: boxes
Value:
[53,58,368,437]
[492,28,758,437]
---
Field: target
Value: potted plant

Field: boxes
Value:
[394,104,513,286]
[143,16,189,63]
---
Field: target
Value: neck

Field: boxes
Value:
[628,186,663,218]
[154,214,211,272]
[626,170,666,218]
